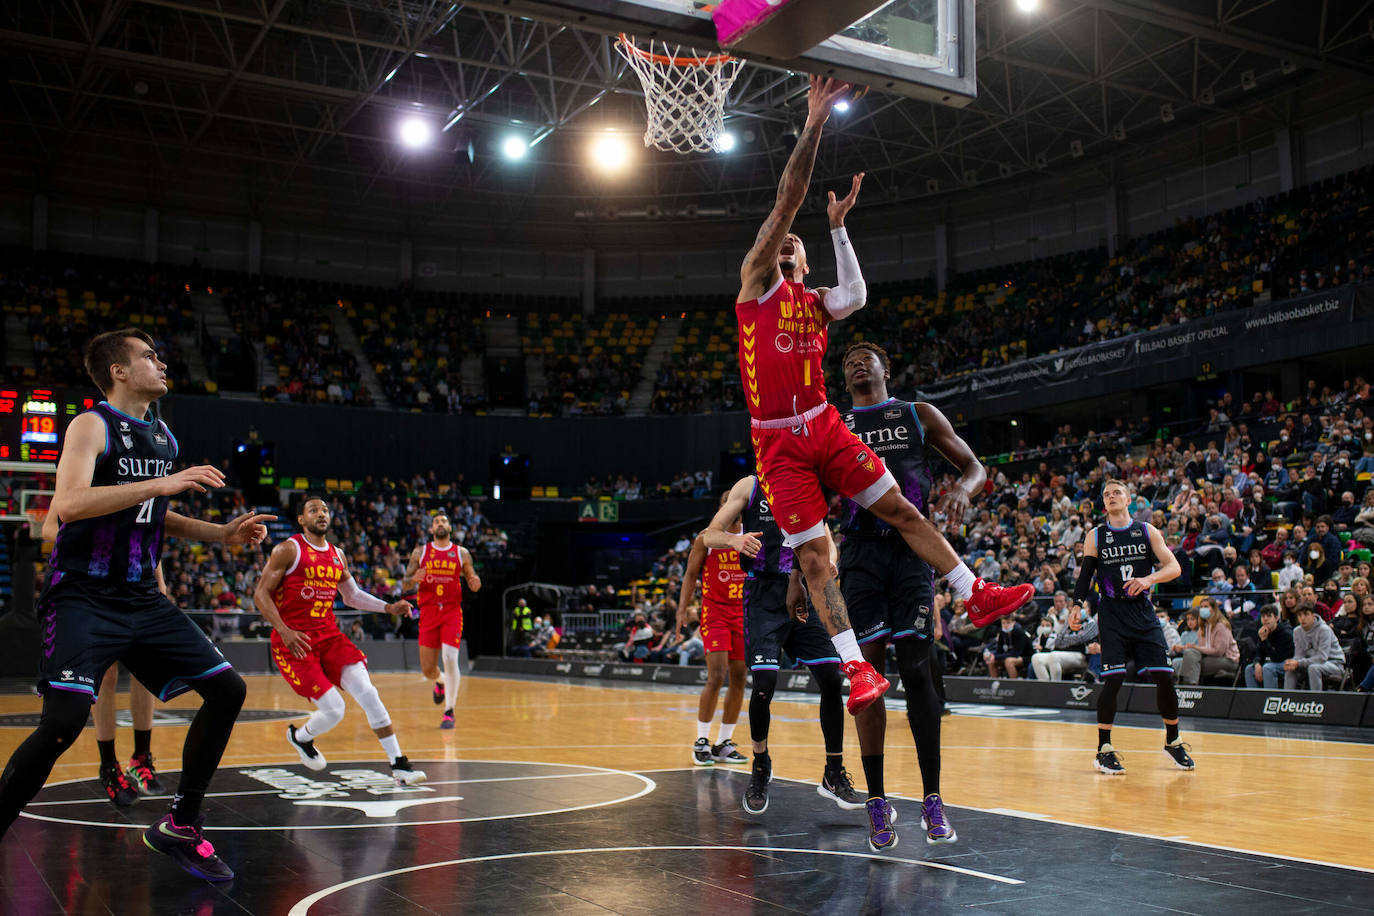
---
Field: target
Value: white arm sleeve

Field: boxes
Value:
[821,227,867,319]
[337,577,388,613]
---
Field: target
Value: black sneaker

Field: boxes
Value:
[390,756,427,787]
[1094,744,1126,775]
[1163,740,1195,770]
[127,753,167,795]
[711,739,747,764]
[692,737,714,766]
[142,813,234,882]
[817,766,865,810]
[742,753,771,815]
[287,724,326,772]
[432,681,445,705]
[99,763,139,808]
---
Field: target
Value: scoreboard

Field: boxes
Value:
[0,386,98,464]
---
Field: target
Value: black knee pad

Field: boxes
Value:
[1097,674,1126,723]
[198,669,247,713]
[750,668,778,705]
[1150,670,1180,720]
[809,662,843,698]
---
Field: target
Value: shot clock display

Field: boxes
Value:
[0,386,97,463]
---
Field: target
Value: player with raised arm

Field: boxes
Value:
[838,341,1012,849]
[1070,479,1194,775]
[402,512,481,729]
[0,328,271,882]
[255,496,426,786]
[678,491,750,766]
[703,475,862,814]
[735,76,1031,716]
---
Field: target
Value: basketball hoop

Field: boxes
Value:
[615,33,743,155]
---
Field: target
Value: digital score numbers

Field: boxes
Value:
[0,387,97,463]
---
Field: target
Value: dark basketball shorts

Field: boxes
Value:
[37,571,232,703]
[1098,614,1172,677]
[838,535,935,644]
[743,574,840,670]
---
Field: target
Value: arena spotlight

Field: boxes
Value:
[591,131,630,172]
[501,135,529,160]
[1015,0,1040,11]
[397,116,434,148]
[714,131,737,153]
[833,99,851,113]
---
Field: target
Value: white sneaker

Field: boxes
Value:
[391,756,427,786]
[288,725,327,772]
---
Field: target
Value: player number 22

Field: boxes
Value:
[135,497,155,524]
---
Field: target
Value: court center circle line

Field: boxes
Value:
[288,844,1024,914]
[20,759,655,830]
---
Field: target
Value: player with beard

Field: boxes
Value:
[255,496,427,786]
[701,475,862,814]
[1071,479,1194,775]
[0,328,270,882]
[735,77,1031,721]
[402,512,481,729]
[839,341,1032,850]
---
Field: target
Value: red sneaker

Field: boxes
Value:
[965,578,1035,627]
[841,660,890,715]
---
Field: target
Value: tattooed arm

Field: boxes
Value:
[737,75,852,303]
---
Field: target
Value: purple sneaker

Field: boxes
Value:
[142,813,234,882]
[865,797,897,851]
[921,794,958,845]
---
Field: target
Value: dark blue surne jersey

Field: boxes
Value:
[840,398,933,535]
[51,402,178,584]
[1092,519,1156,628]
[741,477,794,577]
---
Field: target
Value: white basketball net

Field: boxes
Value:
[616,34,744,155]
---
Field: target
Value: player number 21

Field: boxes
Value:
[135,498,155,524]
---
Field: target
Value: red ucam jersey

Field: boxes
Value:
[736,277,829,421]
[417,542,462,610]
[701,541,748,616]
[272,533,348,636]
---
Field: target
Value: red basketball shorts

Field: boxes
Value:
[752,403,896,546]
[418,602,463,649]
[271,630,368,700]
[700,600,745,661]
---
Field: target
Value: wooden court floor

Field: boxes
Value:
[2,670,1370,875]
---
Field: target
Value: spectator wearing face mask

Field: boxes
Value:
[1175,598,1239,684]
[1332,491,1359,528]
[1285,603,1345,690]
[1030,610,1100,681]
[1302,516,1343,584]
[1205,567,1234,599]
[1322,451,1355,503]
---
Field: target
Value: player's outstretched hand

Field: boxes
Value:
[223,512,276,546]
[387,599,415,618]
[806,74,853,125]
[826,172,864,228]
[159,465,225,496]
[730,531,764,558]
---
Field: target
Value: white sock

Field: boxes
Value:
[380,734,402,762]
[716,721,736,744]
[831,628,862,664]
[697,720,712,742]
[297,722,318,742]
[945,562,976,600]
[442,645,462,707]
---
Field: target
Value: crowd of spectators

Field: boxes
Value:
[577,470,714,500]
[921,373,1373,691]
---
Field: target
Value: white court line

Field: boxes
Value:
[25,769,635,807]
[745,772,1374,875]
[287,844,1024,914]
[21,759,656,830]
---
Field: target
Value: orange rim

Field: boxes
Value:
[617,33,736,67]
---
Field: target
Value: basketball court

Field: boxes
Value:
[1,671,1370,914]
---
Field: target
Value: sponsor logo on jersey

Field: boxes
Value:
[884,408,902,419]
[774,333,794,353]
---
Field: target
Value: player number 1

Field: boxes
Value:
[135,497,155,524]
[803,362,811,388]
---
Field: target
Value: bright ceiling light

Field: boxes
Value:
[397,116,433,148]
[591,131,630,172]
[713,131,737,153]
[833,99,850,113]
[1015,0,1040,12]
[501,135,529,160]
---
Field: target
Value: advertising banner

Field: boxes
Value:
[1126,684,1234,718]
[1228,689,1366,727]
